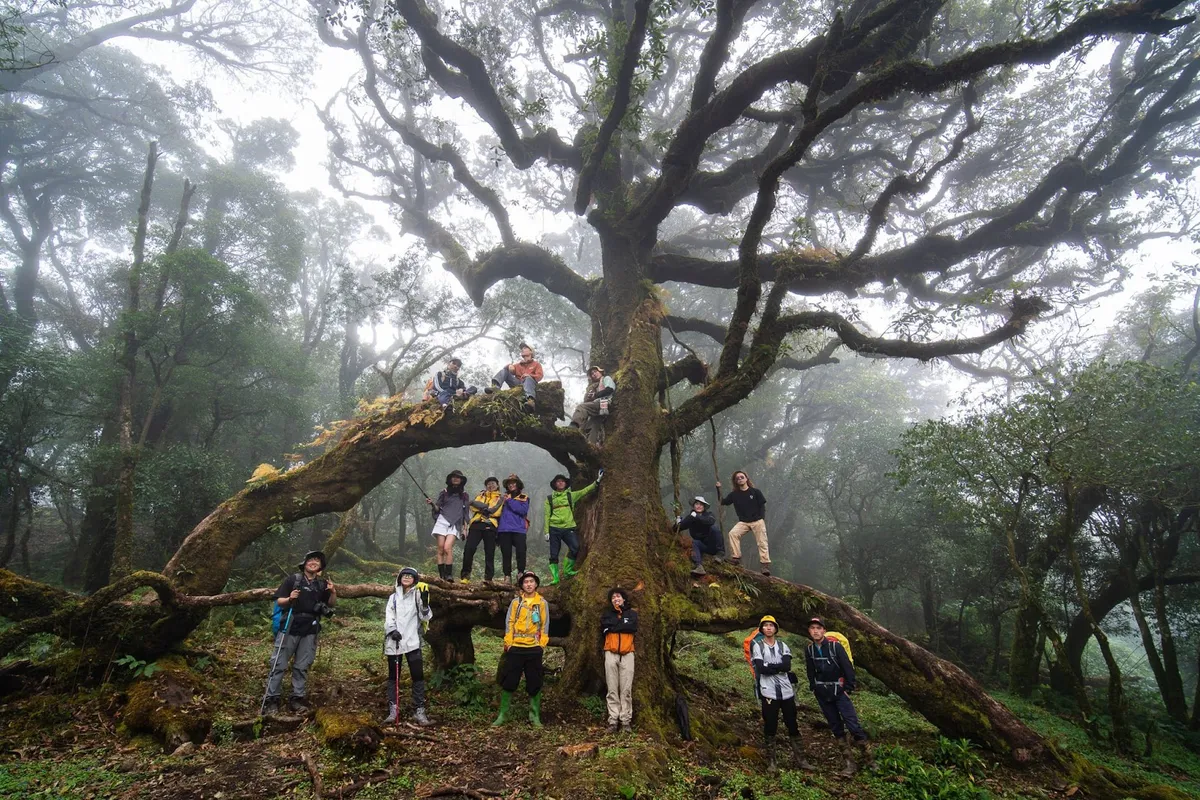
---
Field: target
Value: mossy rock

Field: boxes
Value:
[120,656,212,751]
[315,708,381,755]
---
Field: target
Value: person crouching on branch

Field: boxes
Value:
[805,617,875,776]
[428,470,469,581]
[493,571,548,728]
[601,588,637,733]
[264,550,336,715]
[569,364,616,445]
[384,567,433,726]
[753,615,815,774]
[674,495,725,576]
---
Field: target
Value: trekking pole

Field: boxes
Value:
[261,608,292,716]
[394,654,401,725]
[401,462,433,503]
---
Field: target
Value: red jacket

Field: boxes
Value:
[511,360,544,381]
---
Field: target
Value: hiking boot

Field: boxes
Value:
[548,563,561,585]
[413,707,432,726]
[713,555,725,563]
[789,736,816,771]
[563,557,578,577]
[502,574,512,585]
[491,691,513,726]
[854,737,877,769]
[262,697,280,716]
[839,736,858,778]
[383,702,399,724]
[288,696,311,714]
[523,397,537,412]
[730,557,741,566]
[764,737,778,775]
[690,565,707,577]
[528,692,544,728]
[761,566,771,577]
[606,720,619,734]
[484,383,499,394]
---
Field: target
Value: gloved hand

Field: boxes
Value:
[596,468,605,484]
[387,630,403,643]
[545,532,550,542]
[415,581,429,593]
[675,516,682,526]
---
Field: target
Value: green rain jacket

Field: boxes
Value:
[544,481,597,532]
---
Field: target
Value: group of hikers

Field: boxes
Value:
[263,553,874,777]
[422,344,614,446]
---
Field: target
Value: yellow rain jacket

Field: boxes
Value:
[469,489,503,528]
[504,592,549,649]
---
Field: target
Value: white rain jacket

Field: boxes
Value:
[752,637,796,702]
[384,585,432,656]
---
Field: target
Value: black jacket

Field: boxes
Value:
[721,487,766,523]
[600,607,639,635]
[274,573,330,636]
[805,637,856,700]
[676,510,723,551]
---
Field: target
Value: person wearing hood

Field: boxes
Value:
[674,496,725,577]
[544,469,604,585]
[460,476,503,583]
[384,567,433,725]
[263,551,336,715]
[428,470,469,581]
[600,588,638,733]
[496,474,531,583]
[752,615,815,774]
[569,365,616,445]
[493,571,549,727]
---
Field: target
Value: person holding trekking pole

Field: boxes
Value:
[383,567,433,726]
[263,551,336,715]
[428,470,469,581]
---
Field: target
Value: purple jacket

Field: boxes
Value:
[497,493,531,534]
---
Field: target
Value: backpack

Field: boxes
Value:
[824,631,854,664]
[742,629,765,679]
[269,573,306,635]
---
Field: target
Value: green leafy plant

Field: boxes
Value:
[429,664,487,713]
[933,736,986,777]
[210,716,233,745]
[579,693,607,719]
[114,655,161,679]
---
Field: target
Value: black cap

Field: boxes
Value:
[550,474,570,487]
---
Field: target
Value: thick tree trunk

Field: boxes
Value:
[1009,601,1042,696]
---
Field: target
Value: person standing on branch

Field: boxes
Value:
[423,357,477,409]
[675,496,725,576]
[600,588,638,733]
[496,474,531,583]
[805,617,875,777]
[383,567,433,725]
[493,571,549,728]
[569,365,616,445]
[461,476,503,583]
[428,470,469,581]
[544,469,603,585]
[716,471,772,576]
[752,615,816,774]
[263,551,336,715]
[485,342,543,412]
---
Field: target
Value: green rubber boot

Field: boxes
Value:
[563,556,579,577]
[548,563,561,585]
[491,691,513,727]
[528,692,544,728]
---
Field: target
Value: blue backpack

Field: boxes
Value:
[270,573,303,634]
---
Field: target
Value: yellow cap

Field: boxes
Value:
[759,615,778,632]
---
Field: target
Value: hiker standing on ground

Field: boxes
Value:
[805,617,875,776]
[716,470,772,576]
[752,615,815,774]
[423,357,477,409]
[428,470,469,581]
[264,551,336,715]
[675,495,725,576]
[496,474,531,583]
[460,476,503,583]
[544,469,603,585]
[569,365,616,445]
[485,342,543,412]
[493,571,549,728]
[383,567,433,726]
[600,588,637,733]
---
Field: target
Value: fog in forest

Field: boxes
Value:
[1,0,1198,797]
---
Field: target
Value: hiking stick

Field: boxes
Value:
[401,463,433,503]
[261,608,292,715]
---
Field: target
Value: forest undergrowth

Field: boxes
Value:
[1,575,1198,800]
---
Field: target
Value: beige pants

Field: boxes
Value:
[728,519,770,563]
[604,651,635,724]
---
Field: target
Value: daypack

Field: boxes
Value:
[825,631,853,664]
[270,573,304,635]
[742,630,765,679]
[742,628,855,678]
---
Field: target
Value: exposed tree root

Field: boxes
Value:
[303,752,323,799]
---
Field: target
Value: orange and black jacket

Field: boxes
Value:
[600,607,638,655]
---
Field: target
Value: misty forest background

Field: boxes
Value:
[1,0,1200,797]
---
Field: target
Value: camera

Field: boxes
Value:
[313,601,335,618]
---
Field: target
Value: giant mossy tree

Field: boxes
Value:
[3,0,1200,771]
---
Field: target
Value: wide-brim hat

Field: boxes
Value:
[300,550,326,571]
[446,470,467,487]
[550,473,570,487]
[516,570,540,588]
[504,473,524,492]
[691,496,710,508]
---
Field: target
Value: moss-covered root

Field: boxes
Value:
[315,708,381,755]
[1062,750,1192,800]
[120,656,212,751]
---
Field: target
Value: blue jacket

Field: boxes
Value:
[497,492,530,534]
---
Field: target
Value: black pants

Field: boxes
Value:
[761,694,799,738]
[497,531,527,576]
[499,646,544,696]
[816,691,867,740]
[461,522,497,579]
[386,651,426,709]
